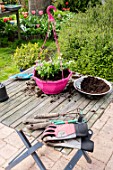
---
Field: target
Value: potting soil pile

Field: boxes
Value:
[81,76,110,94]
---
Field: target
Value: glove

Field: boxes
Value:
[43,129,94,152]
[45,138,94,152]
[42,123,88,141]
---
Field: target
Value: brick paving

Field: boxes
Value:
[0,103,113,170]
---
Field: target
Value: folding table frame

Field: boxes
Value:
[5,129,92,170]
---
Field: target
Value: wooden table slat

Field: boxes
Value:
[0,95,36,123]
[0,93,31,118]
[0,91,29,112]
[0,91,23,111]
[0,84,28,109]
[11,96,50,128]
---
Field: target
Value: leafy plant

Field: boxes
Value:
[13,42,40,70]
[53,0,102,12]
[4,23,18,40]
[2,0,17,4]
[58,0,113,81]
[20,11,74,39]
[0,18,18,42]
[35,57,73,80]
[0,19,5,32]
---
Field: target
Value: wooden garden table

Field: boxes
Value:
[0,67,113,170]
[0,9,21,39]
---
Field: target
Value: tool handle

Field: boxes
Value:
[34,113,59,119]
[23,118,49,124]
[26,122,51,130]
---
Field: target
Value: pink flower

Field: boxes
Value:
[22,12,25,15]
[66,8,70,11]
[65,2,69,5]
[24,14,28,18]
[31,10,36,15]
[38,10,43,15]
[36,24,40,28]
[62,8,66,11]
[25,12,28,15]
[3,18,8,22]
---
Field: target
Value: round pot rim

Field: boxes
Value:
[33,70,73,83]
[73,76,112,96]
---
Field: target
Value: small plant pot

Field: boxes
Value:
[0,83,9,102]
[33,70,72,94]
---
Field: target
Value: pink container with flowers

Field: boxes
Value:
[33,69,72,94]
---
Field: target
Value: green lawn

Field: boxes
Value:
[0,48,19,82]
[0,40,54,82]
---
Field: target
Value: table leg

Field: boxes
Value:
[5,130,46,170]
[64,150,92,170]
[82,150,92,163]
[16,10,21,39]
[64,130,93,170]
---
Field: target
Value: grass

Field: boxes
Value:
[0,39,54,82]
[0,47,19,82]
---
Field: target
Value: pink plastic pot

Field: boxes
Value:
[33,70,72,94]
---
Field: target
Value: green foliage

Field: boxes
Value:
[0,19,5,32]
[0,18,18,44]
[20,11,74,39]
[0,37,9,47]
[4,23,18,38]
[35,57,72,80]
[2,0,17,4]
[0,18,18,47]
[0,48,19,82]
[35,42,75,80]
[0,39,53,81]
[13,42,40,69]
[53,0,101,12]
[58,0,113,81]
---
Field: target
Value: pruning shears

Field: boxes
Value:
[51,118,86,125]
[51,110,86,125]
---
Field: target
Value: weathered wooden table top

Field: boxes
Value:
[0,68,113,154]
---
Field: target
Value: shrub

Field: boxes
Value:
[13,42,40,70]
[53,0,101,12]
[0,18,18,42]
[58,0,113,81]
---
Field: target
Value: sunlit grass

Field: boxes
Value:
[0,48,19,82]
[0,40,54,82]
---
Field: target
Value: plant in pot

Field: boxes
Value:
[33,56,73,94]
[33,5,73,94]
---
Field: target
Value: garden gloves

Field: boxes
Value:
[42,123,88,141]
[42,123,94,152]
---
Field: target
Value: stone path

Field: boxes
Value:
[0,103,113,170]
